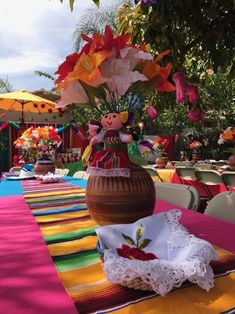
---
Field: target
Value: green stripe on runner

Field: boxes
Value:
[53,250,99,272]
[25,193,86,203]
[44,227,96,244]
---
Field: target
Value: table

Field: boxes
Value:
[1,176,235,314]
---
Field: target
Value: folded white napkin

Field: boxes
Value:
[96,210,218,296]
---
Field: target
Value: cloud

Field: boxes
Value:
[0,0,95,90]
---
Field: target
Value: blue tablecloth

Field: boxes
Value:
[0,176,87,197]
[0,178,23,196]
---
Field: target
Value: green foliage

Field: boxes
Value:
[34,71,55,81]
[73,0,133,51]
[59,0,99,11]
[118,1,235,72]
[0,78,13,93]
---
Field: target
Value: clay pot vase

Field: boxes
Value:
[156,156,168,168]
[86,162,156,226]
[227,154,235,170]
[34,159,55,176]
[192,150,201,163]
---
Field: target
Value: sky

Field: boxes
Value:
[0,0,100,92]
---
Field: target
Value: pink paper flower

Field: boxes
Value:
[146,106,159,120]
[187,108,204,122]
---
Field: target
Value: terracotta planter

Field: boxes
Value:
[86,162,156,226]
[192,150,201,163]
[156,156,168,168]
[34,159,55,176]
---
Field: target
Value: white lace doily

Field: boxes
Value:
[96,210,218,296]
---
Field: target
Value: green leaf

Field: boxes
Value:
[69,0,74,11]
[138,239,152,249]
[92,0,99,6]
[121,233,135,246]
[136,224,144,241]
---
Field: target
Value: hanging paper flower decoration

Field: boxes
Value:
[173,72,200,104]
[146,105,159,120]
[187,108,204,122]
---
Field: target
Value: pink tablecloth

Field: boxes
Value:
[0,195,78,314]
[154,199,235,254]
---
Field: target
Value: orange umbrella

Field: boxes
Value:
[0,90,58,123]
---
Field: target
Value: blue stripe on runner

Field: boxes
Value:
[32,205,87,216]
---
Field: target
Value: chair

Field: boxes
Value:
[221,171,235,190]
[73,171,88,179]
[55,168,69,176]
[194,169,227,199]
[204,191,235,223]
[143,166,164,182]
[154,182,201,211]
[175,166,197,181]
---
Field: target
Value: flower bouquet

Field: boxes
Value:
[152,137,169,157]
[189,140,203,151]
[14,126,62,164]
[14,126,62,175]
[55,26,175,116]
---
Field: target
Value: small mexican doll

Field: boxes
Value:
[87,112,133,177]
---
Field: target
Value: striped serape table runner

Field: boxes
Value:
[22,180,235,314]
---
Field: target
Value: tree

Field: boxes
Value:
[73,0,133,51]
[118,1,235,74]
[0,78,13,93]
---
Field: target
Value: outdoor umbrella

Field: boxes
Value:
[0,90,58,123]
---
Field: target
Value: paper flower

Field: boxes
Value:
[55,26,175,119]
[187,108,204,122]
[146,105,159,120]
[14,126,62,160]
[189,141,203,150]
[218,127,235,145]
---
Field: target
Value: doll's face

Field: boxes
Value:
[101,113,122,130]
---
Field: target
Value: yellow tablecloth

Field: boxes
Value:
[151,168,175,182]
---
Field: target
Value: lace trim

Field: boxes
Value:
[103,209,218,296]
[87,167,130,177]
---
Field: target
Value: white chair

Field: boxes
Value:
[73,171,88,179]
[175,166,197,181]
[204,191,235,223]
[154,182,201,211]
[221,172,235,190]
[143,166,164,182]
[194,169,227,199]
[55,168,69,176]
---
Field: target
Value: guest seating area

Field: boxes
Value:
[154,182,200,211]
[204,191,235,223]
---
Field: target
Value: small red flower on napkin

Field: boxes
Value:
[117,244,158,261]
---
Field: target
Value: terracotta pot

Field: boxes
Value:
[228,154,235,170]
[86,162,156,226]
[156,156,168,168]
[192,150,201,162]
[34,159,55,176]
